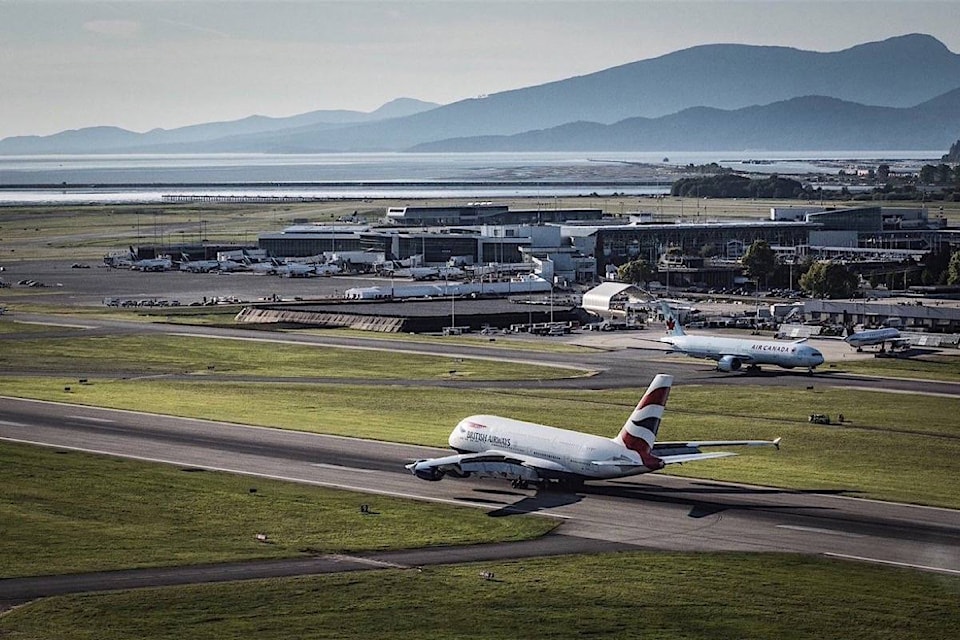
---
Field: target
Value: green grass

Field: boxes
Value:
[0,334,583,380]
[0,441,555,578]
[0,318,71,335]
[2,379,958,508]
[832,353,960,382]
[2,553,958,639]
[293,326,600,353]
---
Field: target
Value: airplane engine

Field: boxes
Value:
[410,462,445,481]
[717,355,742,372]
[413,468,444,481]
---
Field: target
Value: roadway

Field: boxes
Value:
[1,395,958,604]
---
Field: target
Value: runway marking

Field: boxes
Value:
[66,415,115,423]
[312,463,376,473]
[0,420,28,427]
[11,320,92,329]
[0,436,572,521]
[824,552,960,576]
[327,554,408,569]
[776,524,863,538]
[841,385,960,399]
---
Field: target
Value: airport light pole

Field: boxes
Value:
[550,278,554,324]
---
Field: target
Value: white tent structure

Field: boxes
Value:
[581,282,649,318]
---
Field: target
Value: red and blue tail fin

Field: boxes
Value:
[613,374,673,470]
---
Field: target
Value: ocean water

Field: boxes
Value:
[0,151,943,204]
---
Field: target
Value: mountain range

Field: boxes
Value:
[3,33,959,155]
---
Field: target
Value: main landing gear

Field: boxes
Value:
[512,477,585,491]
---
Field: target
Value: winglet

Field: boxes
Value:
[772,437,782,450]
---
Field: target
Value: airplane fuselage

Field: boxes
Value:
[844,327,901,348]
[448,415,650,481]
[661,334,824,370]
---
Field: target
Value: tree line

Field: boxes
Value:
[617,240,960,300]
[671,160,960,202]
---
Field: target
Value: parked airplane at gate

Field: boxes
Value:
[406,374,780,489]
[128,247,172,272]
[657,301,824,372]
[843,326,906,351]
[180,254,248,273]
[245,257,281,275]
[411,266,464,280]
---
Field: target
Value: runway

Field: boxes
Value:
[2,395,958,602]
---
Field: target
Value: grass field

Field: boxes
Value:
[2,552,957,640]
[831,353,960,382]
[0,441,555,578]
[293,326,600,354]
[0,333,583,380]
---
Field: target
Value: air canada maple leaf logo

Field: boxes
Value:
[666,319,675,331]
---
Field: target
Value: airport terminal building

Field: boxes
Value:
[252,204,951,285]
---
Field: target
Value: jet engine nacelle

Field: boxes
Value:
[409,462,445,481]
[717,355,742,372]
[413,468,444,481]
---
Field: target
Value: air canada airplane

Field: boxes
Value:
[657,302,824,373]
[843,326,905,352]
[406,374,780,489]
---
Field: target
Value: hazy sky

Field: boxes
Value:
[2,0,959,139]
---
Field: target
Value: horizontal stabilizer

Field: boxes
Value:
[660,451,735,465]
[656,439,781,450]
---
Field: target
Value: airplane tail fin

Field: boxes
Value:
[659,301,685,336]
[613,374,672,470]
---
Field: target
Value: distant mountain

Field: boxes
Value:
[0,98,439,155]
[3,34,959,154]
[410,90,960,152]
[196,33,960,153]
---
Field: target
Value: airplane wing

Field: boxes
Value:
[406,450,570,482]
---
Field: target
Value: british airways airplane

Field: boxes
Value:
[657,302,824,373]
[406,374,779,489]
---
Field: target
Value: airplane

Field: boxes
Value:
[314,263,342,276]
[179,254,220,273]
[180,254,248,273]
[843,326,906,352]
[128,247,172,272]
[274,261,318,278]
[244,257,280,275]
[216,257,248,273]
[656,301,824,373]
[406,373,780,489]
[398,266,465,281]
